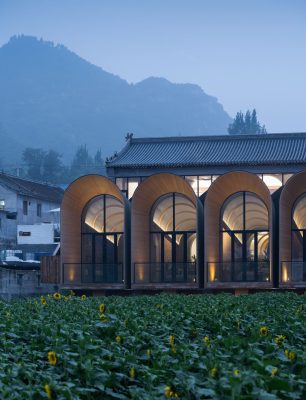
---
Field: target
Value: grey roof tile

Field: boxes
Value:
[0,172,64,203]
[106,133,306,168]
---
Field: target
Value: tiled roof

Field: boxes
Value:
[106,133,306,168]
[0,173,64,203]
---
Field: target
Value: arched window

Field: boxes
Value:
[292,193,306,257]
[221,192,269,281]
[81,195,124,283]
[149,193,197,282]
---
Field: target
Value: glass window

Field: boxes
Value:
[222,192,244,231]
[222,231,232,262]
[116,178,127,191]
[258,232,270,261]
[222,192,268,232]
[152,194,174,232]
[23,200,28,216]
[262,174,283,193]
[0,200,5,210]
[245,192,268,230]
[283,174,293,184]
[37,203,42,218]
[293,194,306,230]
[198,176,212,195]
[174,194,197,231]
[128,178,140,199]
[80,195,124,283]
[83,195,124,233]
[292,231,303,261]
[220,192,269,282]
[105,196,124,232]
[149,193,197,282]
[116,178,128,197]
[82,234,92,263]
[185,176,198,196]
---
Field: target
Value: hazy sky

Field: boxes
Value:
[1,0,306,132]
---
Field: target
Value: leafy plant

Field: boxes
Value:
[0,292,305,399]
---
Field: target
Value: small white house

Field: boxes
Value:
[0,172,63,246]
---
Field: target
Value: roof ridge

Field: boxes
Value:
[128,132,306,144]
[0,171,62,189]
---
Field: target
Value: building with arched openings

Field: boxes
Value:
[48,133,306,292]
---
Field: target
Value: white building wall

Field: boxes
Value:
[17,224,55,245]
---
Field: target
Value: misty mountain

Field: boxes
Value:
[0,35,232,163]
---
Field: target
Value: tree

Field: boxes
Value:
[43,150,64,183]
[244,110,251,134]
[92,149,105,175]
[228,111,244,135]
[70,145,93,180]
[228,109,267,135]
[22,148,46,180]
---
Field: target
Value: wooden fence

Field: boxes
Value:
[41,256,60,284]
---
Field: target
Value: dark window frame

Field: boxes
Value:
[23,200,28,216]
[149,192,197,265]
[220,191,270,263]
[80,194,124,267]
[37,203,42,218]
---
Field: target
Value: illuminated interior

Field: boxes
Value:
[217,191,270,282]
[81,195,124,282]
[152,193,197,233]
[292,194,306,281]
[149,193,197,282]
[293,194,306,230]
[259,174,283,193]
[185,176,213,196]
[84,195,124,233]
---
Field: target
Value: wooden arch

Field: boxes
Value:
[204,171,273,287]
[279,170,306,285]
[61,175,127,285]
[131,173,201,286]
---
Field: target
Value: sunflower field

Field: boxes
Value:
[0,292,305,399]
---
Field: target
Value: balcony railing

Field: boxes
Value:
[62,263,123,285]
[207,261,270,283]
[281,261,306,283]
[134,262,196,284]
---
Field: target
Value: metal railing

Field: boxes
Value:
[207,261,270,283]
[281,261,306,283]
[62,263,123,285]
[134,262,196,284]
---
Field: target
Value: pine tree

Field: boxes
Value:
[43,150,64,183]
[244,110,251,134]
[228,111,245,135]
[250,109,259,134]
[22,148,46,180]
[228,109,267,135]
[70,145,93,180]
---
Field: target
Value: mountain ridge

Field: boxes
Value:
[0,35,232,163]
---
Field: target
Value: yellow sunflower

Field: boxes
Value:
[53,292,61,300]
[47,351,57,366]
[260,326,269,336]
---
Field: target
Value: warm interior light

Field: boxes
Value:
[209,263,216,282]
[69,269,75,282]
[85,219,103,233]
[138,265,144,281]
[198,179,212,191]
[262,175,282,192]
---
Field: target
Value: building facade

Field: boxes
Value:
[58,133,306,291]
[0,172,63,259]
